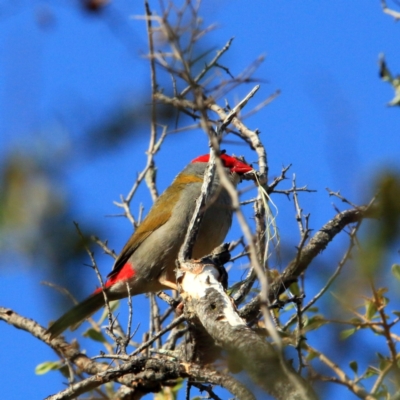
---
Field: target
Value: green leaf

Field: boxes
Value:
[58,365,71,379]
[377,353,391,371]
[365,300,378,320]
[83,328,107,343]
[376,352,385,361]
[303,315,326,332]
[379,55,400,106]
[365,366,379,378]
[35,361,62,375]
[288,281,301,296]
[349,360,358,375]
[379,54,392,82]
[105,381,115,397]
[170,378,184,394]
[389,82,400,106]
[306,349,318,361]
[155,379,184,400]
[392,264,400,281]
[374,386,389,399]
[284,303,295,311]
[340,328,357,340]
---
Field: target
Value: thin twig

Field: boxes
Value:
[306,344,375,399]
[180,38,234,97]
[150,294,162,349]
[154,92,269,182]
[241,90,281,120]
[381,0,400,20]
[283,219,363,330]
[130,315,185,356]
[91,236,117,259]
[178,149,217,262]
[326,187,358,209]
[73,222,118,342]
[41,281,78,305]
[219,85,260,132]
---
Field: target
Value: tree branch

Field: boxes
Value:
[240,206,369,322]
[178,260,318,400]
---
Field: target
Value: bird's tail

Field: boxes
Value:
[47,291,106,339]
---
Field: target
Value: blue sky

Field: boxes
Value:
[1,1,400,399]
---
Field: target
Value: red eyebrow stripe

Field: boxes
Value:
[191,154,252,172]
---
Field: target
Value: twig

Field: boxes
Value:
[267,164,292,193]
[273,187,316,195]
[163,327,188,351]
[144,0,160,201]
[121,282,133,354]
[178,149,217,262]
[241,90,281,120]
[41,281,78,305]
[191,382,223,400]
[210,56,265,102]
[370,360,394,395]
[231,199,265,305]
[154,92,269,183]
[113,116,167,227]
[326,187,358,209]
[150,294,162,349]
[130,315,185,356]
[180,38,234,97]
[215,157,282,349]
[219,85,260,132]
[185,379,191,400]
[294,294,305,374]
[306,344,374,399]
[381,0,400,20]
[91,236,117,259]
[369,281,398,395]
[254,197,266,268]
[283,219,363,330]
[73,222,118,342]
[157,291,181,308]
[240,205,371,323]
[272,207,369,293]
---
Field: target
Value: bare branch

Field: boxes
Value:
[381,0,400,20]
[154,92,269,181]
[240,206,370,322]
[283,219,363,330]
[91,236,117,259]
[306,344,375,399]
[73,222,117,340]
[130,315,185,356]
[180,38,234,97]
[178,260,317,400]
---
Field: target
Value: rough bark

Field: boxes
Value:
[178,262,318,400]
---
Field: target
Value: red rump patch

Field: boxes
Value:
[93,263,135,294]
[191,153,253,174]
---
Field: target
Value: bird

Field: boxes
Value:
[47,153,253,338]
